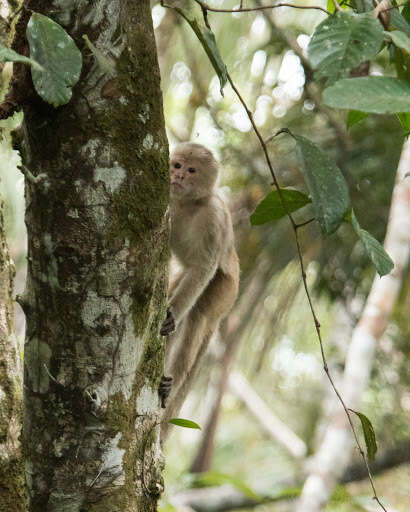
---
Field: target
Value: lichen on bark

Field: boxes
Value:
[14,1,169,510]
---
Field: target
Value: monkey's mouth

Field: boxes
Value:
[171,182,184,190]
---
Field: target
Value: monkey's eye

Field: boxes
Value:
[174,162,181,169]
[188,167,196,174]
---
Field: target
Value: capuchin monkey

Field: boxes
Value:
[159,143,239,438]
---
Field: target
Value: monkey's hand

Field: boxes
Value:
[159,375,173,408]
[160,308,175,336]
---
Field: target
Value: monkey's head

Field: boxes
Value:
[169,143,219,201]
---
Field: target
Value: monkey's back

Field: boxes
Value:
[170,193,237,280]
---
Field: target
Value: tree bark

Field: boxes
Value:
[15,1,169,510]
[0,191,24,511]
[296,136,410,512]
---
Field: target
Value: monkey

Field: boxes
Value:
[159,142,239,439]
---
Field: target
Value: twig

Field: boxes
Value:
[193,0,331,16]
[295,218,315,229]
[43,364,58,384]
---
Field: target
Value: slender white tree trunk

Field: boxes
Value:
[0,191,24,510]
[296,136,410,512]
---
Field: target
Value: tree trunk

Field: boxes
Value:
[15,1,169,510]
[296,136,410,512]
[0,192,24,511]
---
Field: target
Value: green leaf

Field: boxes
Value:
[0,43,43,70]
[397,112,410,132]
[350,409,378,461]
[250,189,311,226]
[192,471,261,501]
[293,135,350,235]
[327,0,336,14]
[323,76,410,113]
[174,8,227,94]
[308,12,384,85]
[27,13,82,107]
[168,418,201,429]
[391,7,410,37]
[348,209,394,276]
[327,1,350,14]
[346,110,368,128]
[402,2,410,24]
[385,30,410,53]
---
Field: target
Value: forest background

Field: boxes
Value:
[0,1,409,511]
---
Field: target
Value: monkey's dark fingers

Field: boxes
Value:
[159,375,173,408]
[160,309,175,336]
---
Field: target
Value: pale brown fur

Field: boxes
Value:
[161,143,239,439]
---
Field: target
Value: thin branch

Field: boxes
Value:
[193,0,331,16]
[295,218,315,229]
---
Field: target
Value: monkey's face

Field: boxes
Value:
[170,143,219,201]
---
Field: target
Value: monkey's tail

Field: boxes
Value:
[161,320,215,441]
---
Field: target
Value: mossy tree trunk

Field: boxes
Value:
[0,193,24,511]
[14,1,169,510]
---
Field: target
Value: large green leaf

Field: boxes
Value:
[323,76,410,113]
[27,13,82,107]
[294,135,350,235]
[350,410,378,461]
[308,12,384,84]
[348,209,394,276]
[391,6,410,37]
[250,189,311,226]
[0,43,43,70]
[385,30,410,53]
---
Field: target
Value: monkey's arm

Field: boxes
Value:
[169,262,217,323]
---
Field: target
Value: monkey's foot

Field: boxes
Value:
[160,308,175,336]
[159,375,173,408]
